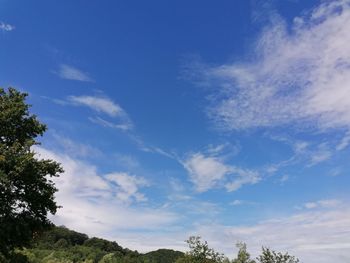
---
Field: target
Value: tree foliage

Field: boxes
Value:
[0,87,63,256]
[176,237,300,263]
[175,236,225,263]
[232,242,255,263]
[16,226,184,263]
[256,248,299,263]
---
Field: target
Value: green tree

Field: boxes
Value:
[176,236,225,263]
[232,242,255,263]
[256,248,299,263]
[0,87,63,256]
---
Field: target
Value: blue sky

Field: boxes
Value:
[1,0,350,262]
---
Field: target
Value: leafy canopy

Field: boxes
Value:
[232,242,255,263]
[176,237,299,263]
[0,87,63,255]
[176,236,226,263]
[257,248,299,263]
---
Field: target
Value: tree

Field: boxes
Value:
[232,242,255,263]
[176,236,226,263]
[0,87,63,256]
[176,237,300,263]
[256,247,299,263]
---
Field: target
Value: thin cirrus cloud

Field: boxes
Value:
[68,95,124,117]
[302,199,342,209]
[67,95,133,130]
[0,21,15,31]
[197,0,350,132]
[183,152,260,192]
[57,64,93,82]
[89,116,132,131]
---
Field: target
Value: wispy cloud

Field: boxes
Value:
[63,95,134,131]
[302,199,342,210]
[89,116,132,131]
[51,133,102,158]
[52,94,133,131]
[68,95,123,117]
[265,135,338,171]
[0,21,15,31]
[230,200,257,206]
[183,152,260,192]
[106,172,149,203]
[308,143,332,166]
[336,132,350,151]
[57,64,93,82]
[196,0,350,132]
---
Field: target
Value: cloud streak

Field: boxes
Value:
[64,95,133,131]
[89,116,132,131]
[68,95,125,117]
[57,64,93,82]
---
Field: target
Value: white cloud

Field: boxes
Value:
[224,167,260,192]
[279,174,289,184]
[0,22,15,31]
[89,116,133,131]
[106,172,149,203]
[308,143,332,166]
[51,133,102,158]
[97,203,350,262]
[33,146,177,237]
[184,153,232,192]
[166,178,193,202]
[230,200,244,206]
[309,150,332,166]
[206,144,228,155]
[57,64,93,82]
[266,135,337,170]
[65,95,133,130]
[336,132,350,150]
[68,96,124,117]
[114,153,140,170]
[194,206,350,263]
[183,153,260,192]
[230,200,257,206]
[303,199,342,209]
[201,0,350,132]
[34,146,110,199]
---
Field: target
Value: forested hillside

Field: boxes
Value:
[14,226,184,263]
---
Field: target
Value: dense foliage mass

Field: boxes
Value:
[0,88,62,257]
[11,226,184,263]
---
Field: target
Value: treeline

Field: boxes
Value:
[3,226,299,263]
[6,226,183,263]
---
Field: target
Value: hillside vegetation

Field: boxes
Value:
[12,226,183,263]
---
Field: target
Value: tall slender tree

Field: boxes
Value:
[232,242,255,263]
